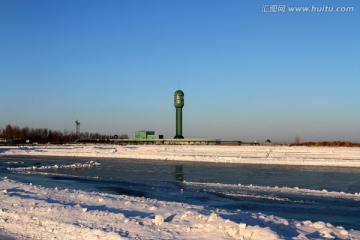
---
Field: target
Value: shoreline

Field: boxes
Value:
[1,144,360,168]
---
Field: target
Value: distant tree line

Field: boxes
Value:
[0,124,128,144]
[289,141,360,147]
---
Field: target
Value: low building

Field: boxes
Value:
[134,131,164,140]
[147,134,164,140]
[134,131,155,140]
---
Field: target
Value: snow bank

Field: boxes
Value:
[7,160,101,171]
[185,182,360,201]
[1,177,359,240]
[1,144,360,167]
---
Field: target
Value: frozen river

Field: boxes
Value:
[2,155,360,231]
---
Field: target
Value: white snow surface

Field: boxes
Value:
[1,144,360,167]
[1,177,359,240]
[1,144,360,239]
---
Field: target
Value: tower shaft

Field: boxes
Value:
[176,108,183,139]
[75,120,80,137]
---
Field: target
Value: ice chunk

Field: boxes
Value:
[206,212,218,223]
[153,215,164,226]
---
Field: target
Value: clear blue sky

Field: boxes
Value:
[1,0,359,142]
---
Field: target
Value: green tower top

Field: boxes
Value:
[174,90,184,108]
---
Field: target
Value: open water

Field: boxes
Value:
[1,155,360,230]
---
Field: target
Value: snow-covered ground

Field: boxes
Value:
[1,144,360,167]
[1,144,360,239]
[1,177,358,240]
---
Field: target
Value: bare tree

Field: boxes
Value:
[1,124,127,143]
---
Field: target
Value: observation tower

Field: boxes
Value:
[174,90,184,139]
